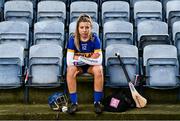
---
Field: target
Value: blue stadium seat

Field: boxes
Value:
[27,44,63,87]
[5,0,38,25]
[105,44,139,87]
[38,0,67,4]
[166,1,180,28]
[69,21,99,36]
[70,1,98,23]
[101,1,130,24]
[37,1,66,23]
[70,0,99,3]
[132,0,161,5]
[5,0,37,10]
[69,0,99,5]
[0,21,29,49]
[162,0,178,13]
[0,43,24,89]
[172,21,180,58]
[101,0,130,5]
[34,21,64,47]
[137,20,169,49]
[68,0,99,10]
[143,45,179,89]
[24,44,64,102]
[103,21,133,49]
[4,1,33,27]
[134,1,162,27]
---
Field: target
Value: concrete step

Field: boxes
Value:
[0,104,180,120]
[0,85,180,104]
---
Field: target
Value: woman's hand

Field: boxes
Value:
[91,53,100,59]
[73,55,80,60]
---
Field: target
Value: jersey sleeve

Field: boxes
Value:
[67,36,76,52]
[66,36,75,66]
[93,34,102,53]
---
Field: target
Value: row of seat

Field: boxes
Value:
[105,44,179,89]
[0,43,63,89]
[1,0,180,26]
[0,0,180,50]
[0,0,177,10]
[2,19,180,57]
[0,43,179,93]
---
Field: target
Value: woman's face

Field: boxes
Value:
[78,22,92,41]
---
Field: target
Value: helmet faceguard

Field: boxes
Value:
[48,92,68,111]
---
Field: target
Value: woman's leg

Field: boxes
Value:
[66,66,82,114]
[66,66,79,93]
[88,65,104,92]
[88,65,104,114]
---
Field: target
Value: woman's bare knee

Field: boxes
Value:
[67,66,78,73]
[67,66,78,77]
[92,66,103,77]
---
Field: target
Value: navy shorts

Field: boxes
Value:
[79,65,90,73]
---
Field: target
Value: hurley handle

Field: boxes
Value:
[115,53,131,83]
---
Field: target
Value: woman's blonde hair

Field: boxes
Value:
[74,13,93,51]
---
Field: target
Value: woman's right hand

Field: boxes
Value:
[73,55,80,60]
